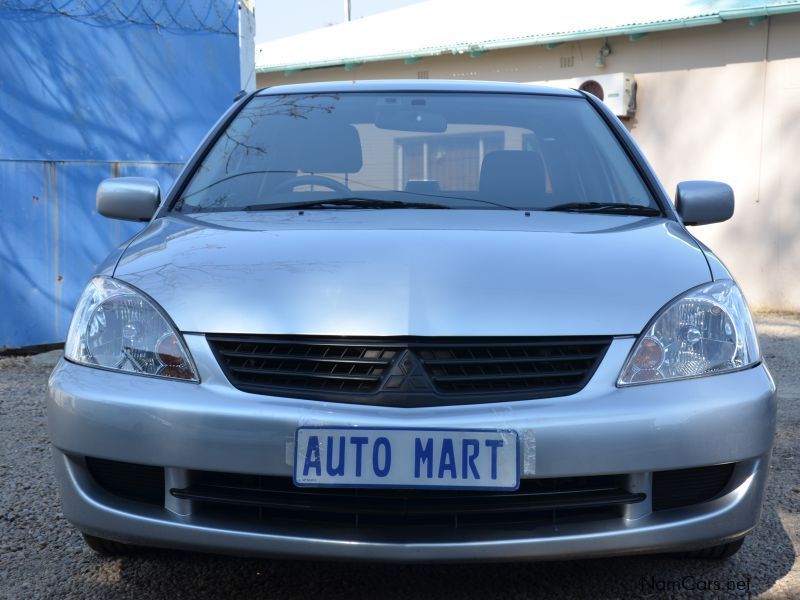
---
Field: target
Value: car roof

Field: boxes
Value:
[256,79,584,97]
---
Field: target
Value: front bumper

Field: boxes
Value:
[47,335,777,561]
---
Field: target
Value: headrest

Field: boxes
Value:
[479,151,547,207]
[296,121,363,174]
[256,118,363,174]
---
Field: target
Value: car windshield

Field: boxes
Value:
[175,92,658,214]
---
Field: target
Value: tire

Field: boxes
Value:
[679,537,745,560]
[82,533,138,556]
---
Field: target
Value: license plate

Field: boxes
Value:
[294,427,519,490]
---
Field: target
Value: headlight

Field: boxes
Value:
[618,280,759,385]
[65,277,198,381]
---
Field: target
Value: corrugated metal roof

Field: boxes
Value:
[256,0,800,73]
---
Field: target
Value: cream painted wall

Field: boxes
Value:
[257,14,800,310]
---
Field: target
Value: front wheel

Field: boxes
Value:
[82,533,138,556]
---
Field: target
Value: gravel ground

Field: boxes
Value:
[1,315,798,600]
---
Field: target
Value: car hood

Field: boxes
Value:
[114,210,711,336]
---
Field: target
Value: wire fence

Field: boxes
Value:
[0,0,238,34]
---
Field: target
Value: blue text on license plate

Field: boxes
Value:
[294,427,519,490]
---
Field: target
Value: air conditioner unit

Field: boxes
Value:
[529,72,637,117]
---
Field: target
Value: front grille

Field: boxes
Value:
[172,472,643,530]
[207,335,611,407]
[208,337,400,394]
[652,463,735,511]
[415,339,608,394]
[85,457,164,506]
[84,459,740,536]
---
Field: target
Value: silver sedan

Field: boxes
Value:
[48,80,776,561]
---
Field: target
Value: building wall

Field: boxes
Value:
[0,2,248,349]
[258,14,800,311]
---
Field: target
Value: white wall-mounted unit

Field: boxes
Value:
[530,72,636,117]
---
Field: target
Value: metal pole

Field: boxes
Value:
[344,0,351,22]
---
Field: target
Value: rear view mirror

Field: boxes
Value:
[96,177,161,222]
[375,110,447,132]
[675,181,734,226]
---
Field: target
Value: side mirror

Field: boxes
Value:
[96,177,161,221]
[675,181,734,226]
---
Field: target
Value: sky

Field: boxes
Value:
[255,0,419,44]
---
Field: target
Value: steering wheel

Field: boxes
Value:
[270,174,351,195]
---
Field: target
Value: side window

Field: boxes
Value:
[522,115,646,206]
[524,132,588,203]
[573,105,651,205]
[397,132,504,191]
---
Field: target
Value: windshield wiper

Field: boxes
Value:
[544,202,661,216]
[244,198,452,211]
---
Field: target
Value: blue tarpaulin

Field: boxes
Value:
[0,1,244,348]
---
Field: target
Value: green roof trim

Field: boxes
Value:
[256,1,800,74]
